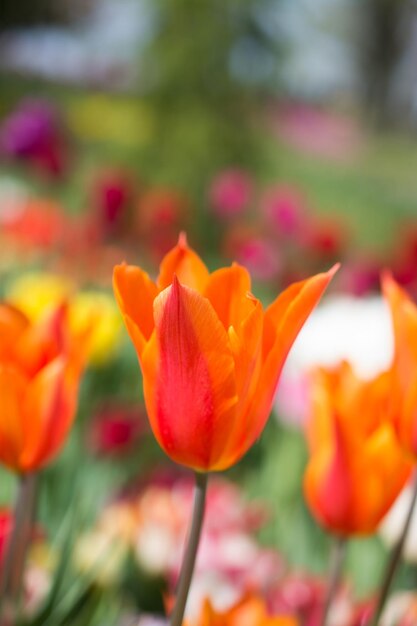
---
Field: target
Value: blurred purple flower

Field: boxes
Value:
[1,100,55,156]
[0,99,65,176]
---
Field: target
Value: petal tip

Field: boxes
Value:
[328,262,341,279]
[178,231,188,249]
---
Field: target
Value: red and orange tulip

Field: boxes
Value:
[304,361,412,536]
[0,302,86,473]
[113,234,337,472]
[186,596,297,626]
[382,274,417,459]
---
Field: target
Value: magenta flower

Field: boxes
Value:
[209,169,253,217]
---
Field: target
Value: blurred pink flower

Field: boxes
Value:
[268,575,353,626]
[209,169,253,217]
[92,170,133,237]
[339,262,380,296]
[237,237,280,281]
[303,218,345,261]
[272,103,362,162]
[0,509,13,564]
[223,226,280,281]
[89,404,147,456]
[275,371,310,428]
[261,185,306,238]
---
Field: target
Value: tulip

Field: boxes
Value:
[114,234,337,472]
[186,596,297,626]
[304,361,412,536]
[382,274,417,458]
[7,274,122,366]
[0,302,86,473]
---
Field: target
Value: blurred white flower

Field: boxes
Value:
[276,295,393,425]
[134,523,177,575]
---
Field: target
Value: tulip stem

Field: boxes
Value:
[371,473,417,626]
[170,472,208,626]
[0,472,38,618]
[320,536,346,626]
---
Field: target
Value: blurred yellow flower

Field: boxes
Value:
[7,272,74,319]
[70,291,123,366]
[66,94,155,147]
[7,273,122,366]
[74,530,127,587]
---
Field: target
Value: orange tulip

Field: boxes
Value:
[0,302,86,473]
[113,234,337,472]
[304,361,412,536]
[186,596,297,626]
[382,274,417,458]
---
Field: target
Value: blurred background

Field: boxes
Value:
[1,1,417,623]
[2,0,417,287]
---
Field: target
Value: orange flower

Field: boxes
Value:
[186,596,297,626]
[113,234,337,471]
[304,361,412,536]
[0,302,86,473]
[382,274,417,458]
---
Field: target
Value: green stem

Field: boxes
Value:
[170,472,208,626]
[0,472,38,618]
[371,473,417,626]
[320,536,346,626]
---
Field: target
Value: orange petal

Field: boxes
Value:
[157,233,209,292]
[263,264,339,356]
[382,272,417,382]
[0,304,28,363]
[304,415,353,534]
[142,277,237,470]
[352,423,412,533]
[213,301,264,470]
[113,264,158,358]
[230,266,338,465]
[204,264,253,331]
[14,304,69,377]
[0,365,28,471]
[20,356,80,471]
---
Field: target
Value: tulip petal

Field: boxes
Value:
[0,366,28,470]
[204,264,253,331]
[14,304,69,377]
[21,356,79,471]
[157,233,209,292]
[0,304,28,363]
[304,415,353,534]
[352,423,412,532]
[382,272,417,381]
[143,277,237,470]
[213,301,264,470]
[229,266,338,465]
[113,264,158,358]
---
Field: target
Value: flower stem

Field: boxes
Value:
[0,472,38,617]
[370,473,417,626]
[320,536,346,626]
[170,472,208,626]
